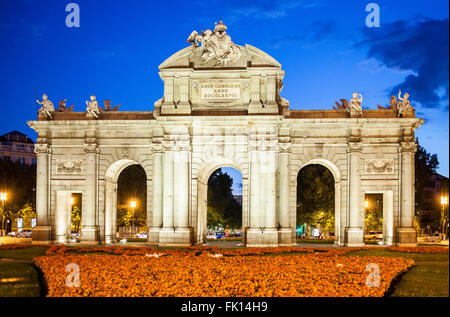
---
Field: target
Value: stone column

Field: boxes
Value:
[397,141,418,246]
[173,140,191,244]
[55,191,71,243]
[148,143,163,245]
[278,138,292,245]
[104,181,115,244]
[345,139,364,247]
[81,142,99,244]
[32,142,51,243]
[247,132,279,247]
[162,148,174,229]
[246,136,261,246]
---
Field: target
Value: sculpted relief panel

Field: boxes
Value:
[365,159,394,174]
[56,160,83,174]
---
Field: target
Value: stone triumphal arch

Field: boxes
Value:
[29,21,423,247]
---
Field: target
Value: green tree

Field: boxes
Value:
[207,169,242,229]
[364,197,383,232]
[71,206,81,232]
[296,165,335,229]
[18,203,36,228]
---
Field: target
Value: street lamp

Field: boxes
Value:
[441,196,448,239]
[365,200,369,208]
[0,192,7,234]
[130,200,136,236]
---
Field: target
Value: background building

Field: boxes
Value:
[417,173,449,233]
[0,131,36,165]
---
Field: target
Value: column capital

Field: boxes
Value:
[83,143,99,154]
[399,142,418,153]
[152,143,164,154]
[348,141,363,153]
[34,143,51,154]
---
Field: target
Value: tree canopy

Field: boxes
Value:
[296,165,335,230]
[207,168,242,230]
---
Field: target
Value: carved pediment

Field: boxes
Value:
[159,44,281,70]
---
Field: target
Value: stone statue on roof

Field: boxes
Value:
[187,20,241,66]
[397,90,414,117]
[86,95,100,119]
[36,94,55,119]
[349,92,363,117]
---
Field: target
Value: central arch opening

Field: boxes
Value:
[296,164,335,244]
[196,162,244,245]
[116,164,147,242]
[206,167,243,242]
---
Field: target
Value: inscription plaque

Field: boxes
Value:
[200,81,240,100]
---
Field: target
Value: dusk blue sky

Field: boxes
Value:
[0,0,448,179]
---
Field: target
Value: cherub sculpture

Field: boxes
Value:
[86,95,100,119]
[36,94,55,119]
[349,92,363,116]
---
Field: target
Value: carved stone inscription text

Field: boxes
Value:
[200,81,240,99]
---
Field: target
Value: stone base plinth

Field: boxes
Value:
[246,228,279,247]
[158,227,192,247]
[148,227,161,245]
[278,228,294,246]
[80,226,100,244]
[396,227,417,246]
[32,226,52,244]
[104,235,115,244]
[344,227,364,247]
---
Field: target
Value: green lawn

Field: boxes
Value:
[0,247,48,297]
[345,249,449,297]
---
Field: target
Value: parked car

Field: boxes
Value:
[16,229,32,238]
[364,231,378,240]
[206,231,225,239]
[70,231,81,241]
[8,231,16,237]
[136,231,148,239]
[375,231,383,240]
[424,232,441,243]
